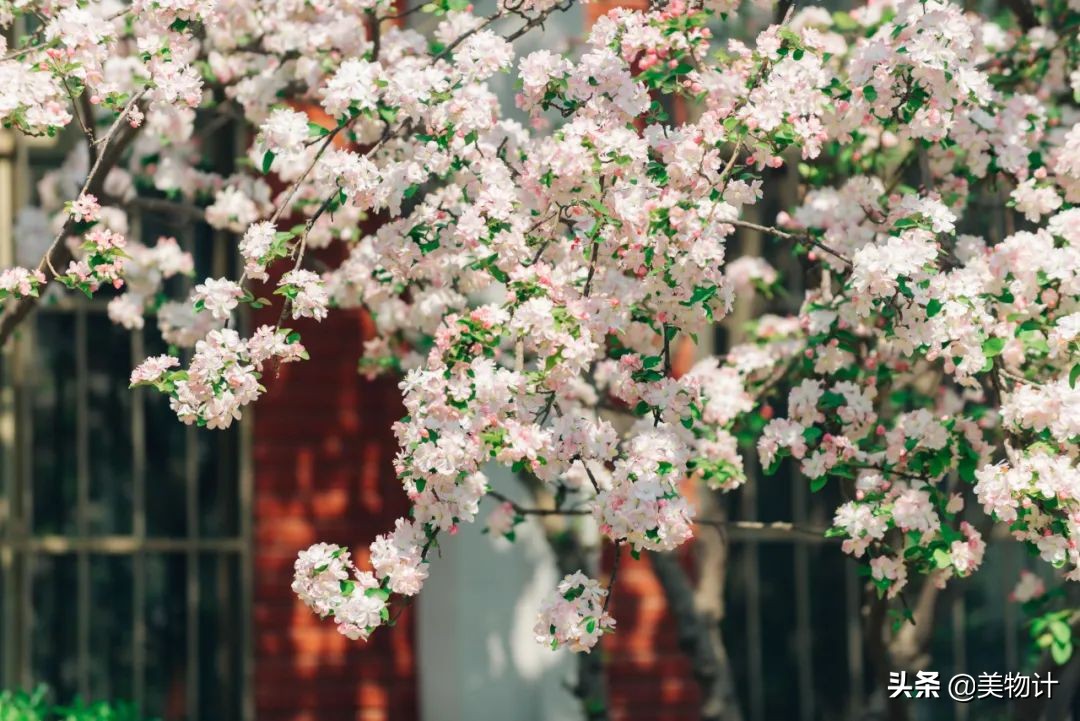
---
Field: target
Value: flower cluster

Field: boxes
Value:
[0,267,47,300]
[975,451,1080,578]
[130,326,307,429]
[193,278,244,321]
[594,428,695,553]
[534,572,615,652]
[107,236,194,330]
[60,228,129,296]
[277,269,329,321]
[291,543,389,641]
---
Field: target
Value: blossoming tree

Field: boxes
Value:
[3,0,1080,715]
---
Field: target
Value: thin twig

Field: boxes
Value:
[602,540,621,613]
[0,90,147,344]
[487,490,589,516]
[39,89,146,279]
[728,218,852,266]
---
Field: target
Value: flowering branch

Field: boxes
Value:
[3,0,1080,690]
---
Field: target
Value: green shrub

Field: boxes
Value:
[0,688,155,721]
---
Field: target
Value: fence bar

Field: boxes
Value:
[236,227,257,721]
[793,475,814,721]
[76,307,91,699]
[1004,544,1019,672]
[845,562,864,717]
[0,127,17,691]
[186,423,200,721]
[14,131,32,692]
[952,594,968,721]
[131,298,148,714]
[742,475,764,721]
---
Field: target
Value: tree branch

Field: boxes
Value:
[0,93,146,345]
[651,551,744,721]
[1003,0,1038,29]
[727,219,852,266]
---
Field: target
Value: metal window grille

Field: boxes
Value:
[720,473,1026,721]
[0,129,254,721]
[721,219,1028,721]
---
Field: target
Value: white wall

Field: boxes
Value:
[417,466,582,721]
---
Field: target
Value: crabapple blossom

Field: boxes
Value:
[107,236,195,329]
[69,194,102,223]
[1012,571,1047,603]
[291,543,390,640]
[484,501,519,540]
[259,108,312,156]
[278,269,330,321]
[1,0,1079,665]
[870,555,908,599]
[239,222,278,281]
[193,277,244,320]
[59,228,129,296]
[130,326,307,429]
[0,267,46,300]
[758,418,808,469]
[534,572,615,652]
[369,519,430,596]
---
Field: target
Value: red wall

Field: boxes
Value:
[252,302,418,721]
[606,532,703,721]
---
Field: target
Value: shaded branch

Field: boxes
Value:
[0,93,146,345]
[1003,0,1038,29]
[485,491,834,541]
[651,551,744,721]
[728,219,852,266]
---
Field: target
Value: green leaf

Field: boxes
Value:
[958,456,977,484]
[1052,640,1073,666]
[1070,363,1080,389]
[982,336,1006,358]
[262,150,276,174]
[364,587,391,601]
[378,106,398,125]
[1018,329,1049,353]
[925,298,943,317]
[832,10,858,30]
[820,391,846,409]
[809,476,828,493]
[1050,619,1072,645]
